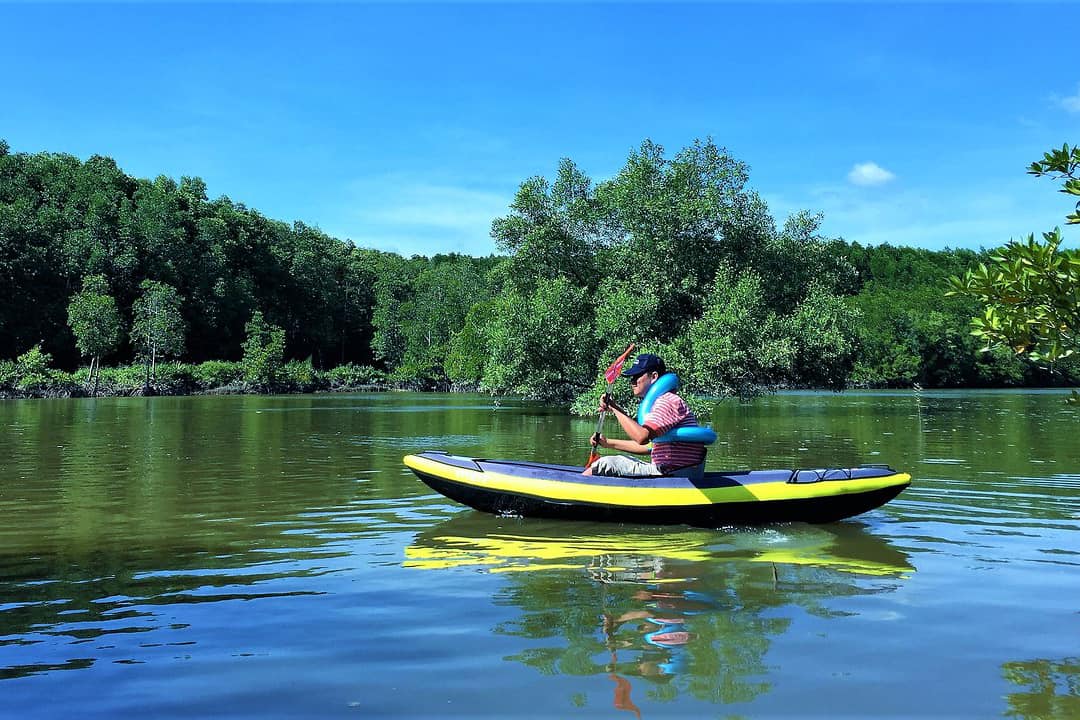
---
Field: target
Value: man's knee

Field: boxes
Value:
[589,456,622,476]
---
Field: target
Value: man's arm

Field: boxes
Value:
[599,395,654,445]
[593,434,651,455]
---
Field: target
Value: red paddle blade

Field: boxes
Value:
[586,449,600,467]
[603,344,636,384]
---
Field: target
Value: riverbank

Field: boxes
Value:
[4,361,1076,407]
[0,360,403,400]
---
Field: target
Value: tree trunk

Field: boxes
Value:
[90,356,99,397]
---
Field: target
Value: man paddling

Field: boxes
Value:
[584,353,706,479]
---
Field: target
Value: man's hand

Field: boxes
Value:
[598,393,623,415]
[590,432,610,449]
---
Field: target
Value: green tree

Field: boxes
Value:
[66,274,123,394]
[484,277,597,402]
[241,310,286,390]
[685,265,794,398]
[15,344,53,394]
[596,138,768,341]
[783,283,861,390]
[1032,143,1080,225]
[370,252,421,369]
[398,256,491,386]
[445,297,498,389]
[950,230,1079,363]
[948,144,1080,401]
[491,158,601,293]
[0,142,390,372]
[130,280,185,387]
[486,138,875,405]
[761,211,856,312]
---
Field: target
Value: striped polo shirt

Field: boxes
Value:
[642,392,707,472]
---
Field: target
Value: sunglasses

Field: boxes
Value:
[629,372,649,385]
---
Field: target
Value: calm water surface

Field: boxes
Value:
[1,391,1077,718]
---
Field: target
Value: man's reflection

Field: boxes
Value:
[405,517,914,716]
[600,571,715,715]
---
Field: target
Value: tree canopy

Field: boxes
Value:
[2,138,1074,401]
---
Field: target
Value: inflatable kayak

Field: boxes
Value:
[404,451,910,526]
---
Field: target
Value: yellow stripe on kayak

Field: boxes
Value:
[403,454,910,508]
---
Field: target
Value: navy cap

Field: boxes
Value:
[621,353,666,377]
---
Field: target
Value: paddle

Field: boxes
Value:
[587,343,636,468]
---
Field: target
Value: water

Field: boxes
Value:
[1,391,1077,718]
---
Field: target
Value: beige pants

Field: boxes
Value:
[589,455,705,480]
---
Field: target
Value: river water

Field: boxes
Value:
[1,391,1077,718]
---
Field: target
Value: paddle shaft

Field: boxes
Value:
[587,344,636,468]
[587,389,613,466]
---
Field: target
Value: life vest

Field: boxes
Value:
[636,373,717,445]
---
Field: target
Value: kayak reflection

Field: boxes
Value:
[405,513,913,578]
[405,513,914,713]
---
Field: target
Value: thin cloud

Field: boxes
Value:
[847,162,896,187]
[766,178,1078,252]
[326,175,512,256]
[1060,83,1080,113]
[366,183,510,232]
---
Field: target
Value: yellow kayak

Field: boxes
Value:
[403,451,910,526]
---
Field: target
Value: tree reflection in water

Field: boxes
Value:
[1002,656,1080,719]
[405,514,913,714]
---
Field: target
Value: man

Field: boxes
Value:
[583,353,707,478]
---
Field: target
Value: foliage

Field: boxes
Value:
[191,360,245,390]
[949,231,1080,362]
[445,297,497,389]
[484,277,597,402]
[948,143,1080,403]
[486,138,860,405]
[1028,143,1080,225]
[15,345,53,393]
[596,138,769,341]
[0,360,16,391]
[782,283,861,390]
[398,256,492,386]
[483,138,1048,406]
[0,144,379,370]
[0,358,392,398]
[845,243,983,293]
[4,137,1077,403]
[759,211,857,312]
[283,358,316,393]
[66,273,123,392]
[241,310,286,390]
[369,251,417,369]
[323,363,386,390]
[685,266,793,398]
[492,158,601,293]
[130,279,185,384]
[92,364,152,396]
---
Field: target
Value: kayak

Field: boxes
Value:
[403,451,910,526]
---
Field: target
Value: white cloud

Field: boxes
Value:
[847,162,896,187]
[365,183,509,232]
[764,178,1079,252]
[1060,83,1080,113]
[324,175,513,256]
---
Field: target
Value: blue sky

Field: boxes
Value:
[3,2,1078,256]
